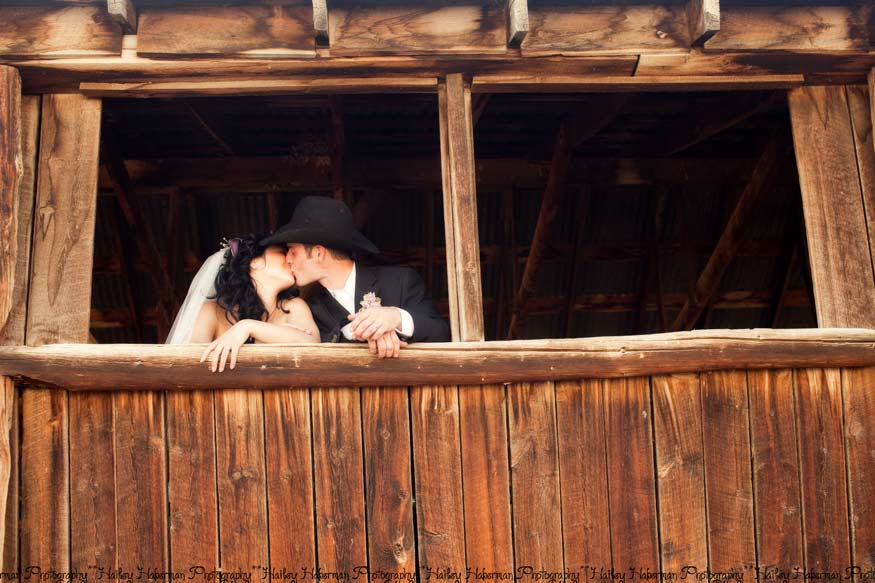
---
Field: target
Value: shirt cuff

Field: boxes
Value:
[394,307,415,338]
[340,322,355,341]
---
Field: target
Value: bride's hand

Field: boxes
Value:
[200,320,252,372]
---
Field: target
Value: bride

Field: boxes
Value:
[166,233,320,372]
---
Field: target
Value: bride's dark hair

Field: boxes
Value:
[212,233,297,325]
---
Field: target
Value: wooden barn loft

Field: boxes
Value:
[91,90,816,342]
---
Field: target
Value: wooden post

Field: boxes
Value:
[438,74,484,342]
[506,0,528,47]
[107,0,137,34]
[789,85,875,328]
[0,65,25,574]
[22,94,101,574]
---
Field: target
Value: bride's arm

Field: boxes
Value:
[200,298,320,372]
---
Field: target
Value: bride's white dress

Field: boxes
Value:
[165,249,226,344]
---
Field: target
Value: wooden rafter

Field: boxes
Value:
[671,134,788,332]
[184,101,234,157]
[509,97,628,339]
[507,0,528,47]
[107,0,137,34]
[101,129,178,334]
[642,92,775,156]
[687,0,719,46]
[472,94,490,128]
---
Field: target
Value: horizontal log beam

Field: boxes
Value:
[10,51,875,94]
[2,328,874,390]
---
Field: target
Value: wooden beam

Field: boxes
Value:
[2,329,875,391]
[790,85,875,328]
[312,0,329,46]
[107,0,137,34]
[671,134,788,331]
[634,189,668,334]
[439,74,484,342]
[0,65,21,575]
[509,98,627,339]
[506,0,528,48]
[183,101,234,156]
[0,91,37,574]
[23,93,102,581]
[471,94,490,128]
[472,74,805,94]
[80,77,438,97]
[101,128,178,332]
[0,6,122,60]
[137,5,315,59]
[562,188,589,338]
[687,0,719,47]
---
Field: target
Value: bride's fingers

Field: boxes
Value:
[200,340,218,363]
[210,342,223,372]
[230,344,240,370]
[218,343,232,372]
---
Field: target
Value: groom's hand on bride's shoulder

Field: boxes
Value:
[368,330,408,359]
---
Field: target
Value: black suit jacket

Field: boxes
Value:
[306,264,451,343]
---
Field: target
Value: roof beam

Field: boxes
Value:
[183,101,234,157]
[687,0,720,47]
[509,98,628,339]
[507,0,528,48]
[107,0,137,34]
[671,133,789,332]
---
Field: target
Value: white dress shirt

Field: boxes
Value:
[326,263,415,340]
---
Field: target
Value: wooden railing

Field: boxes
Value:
[0,329,873,579]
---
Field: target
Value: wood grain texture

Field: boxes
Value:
[0,66,20,335]
[747,369,803,576]
[0,6,121,59]
[362,387,416,578]
[846,83,875,298]
[215,390,268,577]
[410,386,465,580]
[508,382,563,577]
[438,74,484,342]
[0,66,22,574]
[842,366,875,570]
[472,74,803,94]
[107,0,137,34]
[6,329,875,390]
[329,5,505,56]
[22,93,100,575]
[795,369,851,572]
[166,391,219,578]
[604,377,659,572]
[138,5,315,58]
[311,388,367,578]
[652,373,707,573]
[458,385,514,577]
[263,388,316,571]
[522,5,688,56]
[789,85,875,328]
[701,371,756,576]
[0,94,38,347]
[705,5,871,53]
[69,391,115,571]
[555,380,611,571]
[113,391,167,573]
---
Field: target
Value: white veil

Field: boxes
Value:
[165,249,227,344]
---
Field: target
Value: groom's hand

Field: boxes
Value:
[368,330,408,359]
[348,306,402,341]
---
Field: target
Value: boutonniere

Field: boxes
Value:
[359,291,382,312]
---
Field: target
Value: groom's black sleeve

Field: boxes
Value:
[398,268,451,343]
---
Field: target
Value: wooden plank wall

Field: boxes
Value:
[11,367,875,578]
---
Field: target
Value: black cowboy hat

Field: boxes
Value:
[260,195,379,255]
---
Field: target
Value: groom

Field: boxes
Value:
[261,196,450,358]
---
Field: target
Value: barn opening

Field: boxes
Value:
[90,90,815,343]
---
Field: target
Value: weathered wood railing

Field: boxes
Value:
[0,329,872,581]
